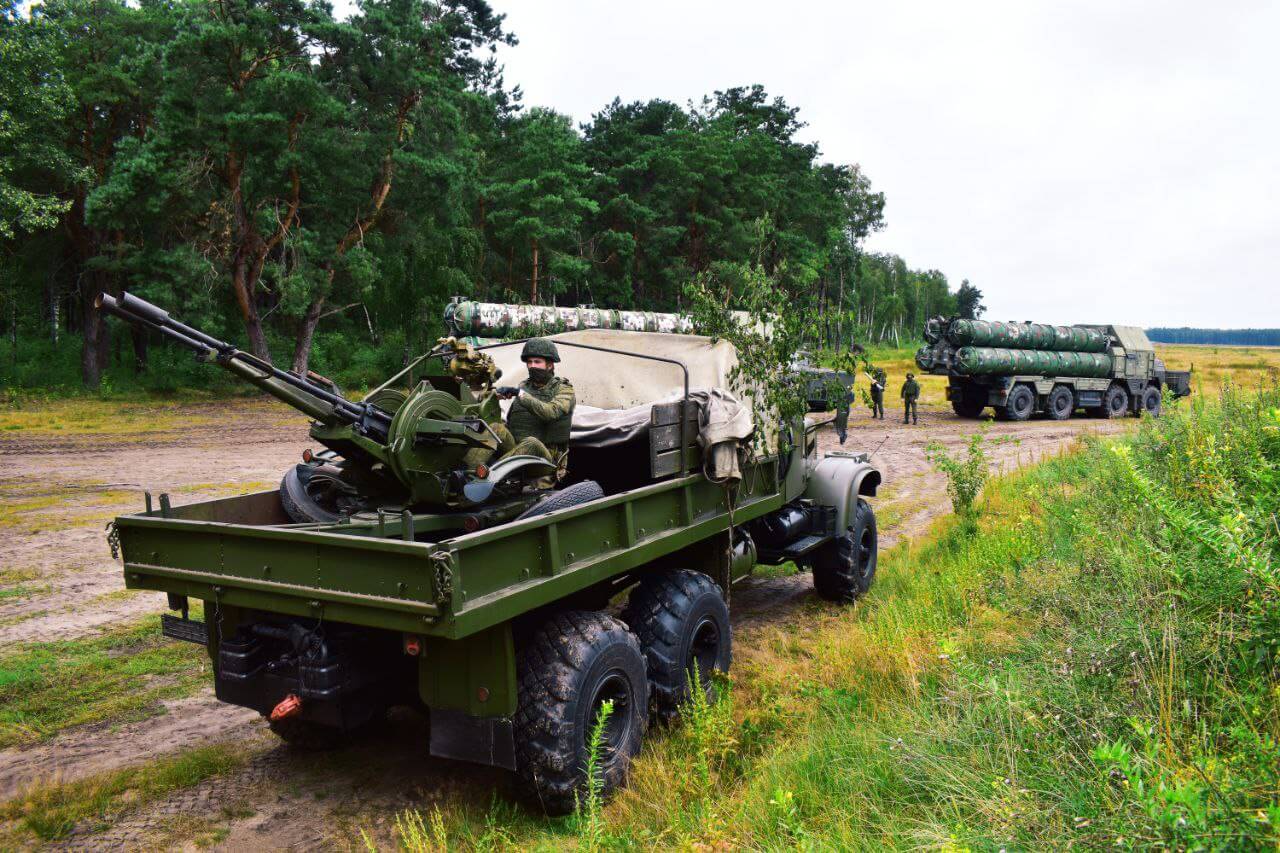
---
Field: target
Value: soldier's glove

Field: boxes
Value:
[495,386,519,400]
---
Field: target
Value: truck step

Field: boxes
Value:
[161,613,208,645]
[780,534,831,558]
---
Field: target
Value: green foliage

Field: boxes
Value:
[0,4,973,393]
[684,220,814,452]
[925,430,998,515]
[572,699,616,851]
[956,279,985,319]
[0,1,78,239]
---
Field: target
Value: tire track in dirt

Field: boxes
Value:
[0,695,258,802]
[0,399,310,645]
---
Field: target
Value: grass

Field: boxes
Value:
[0,396,217,435]
[1151,343,1280,395]
[0,740,255,843]
[364,379,1279,850]
[0,487,137,534]
[0,607,210,749]
[0,584,52,602]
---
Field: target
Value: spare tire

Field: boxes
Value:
[279,464,344,524]
[515,480,605,521]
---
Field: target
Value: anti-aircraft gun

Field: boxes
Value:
[97,293,557,523]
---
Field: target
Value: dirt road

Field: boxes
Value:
[0,398,1131,847]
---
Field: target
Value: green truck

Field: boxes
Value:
[101,293,882,813]
[916,316,1192,420]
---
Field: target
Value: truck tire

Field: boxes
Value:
[621,570,731,724]
[1046,385,1074,421]
[1001,385,1036,422]
[279,464,343,524]
[1101,385,1130,419]
[812,498,877,602]
[514,611,648,815]
[515,480,604,521]
[1141,386,1163,417]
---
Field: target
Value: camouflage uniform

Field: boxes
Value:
[505,374,575,464]
[901,375,920,425]
[870,371,885,419]
[834,387,854,444]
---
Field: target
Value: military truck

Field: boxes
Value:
[101,294,882,815]
[916,316,1192,421]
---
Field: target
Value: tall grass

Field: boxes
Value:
[370,380,1278,849]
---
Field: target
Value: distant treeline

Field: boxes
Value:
[1148,328,1280,347]
[0,0,981,392]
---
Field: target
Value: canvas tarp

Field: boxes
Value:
[488,328,740,410]
[486,329,766,468]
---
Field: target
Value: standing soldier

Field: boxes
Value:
[901,372,920,425]
[495,338,576,468]
[833,382,854,444]
[869,369,886,420]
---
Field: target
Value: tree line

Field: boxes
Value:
[1,0,974,392]
[1147,328,1280,347]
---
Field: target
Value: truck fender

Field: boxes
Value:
[803,452,881,533]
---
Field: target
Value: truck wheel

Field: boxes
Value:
[1141,386,1162,417]
[621,570,731,724]
[268,717,351,752]
[514,611,648,815]
[515,480,604,521]
[1046,386,1074,421]
[1001,385,1036,422]
[1101,385,1130,419]
[279,463,343,524]
[812,498,877,602]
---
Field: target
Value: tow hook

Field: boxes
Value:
[270,693,303,722]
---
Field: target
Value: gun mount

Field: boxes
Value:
[97,293,554,519]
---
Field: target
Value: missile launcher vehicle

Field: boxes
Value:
[917,316,1191,421]
[101,293,883,814]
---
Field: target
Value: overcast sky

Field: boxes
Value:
[349,1,1280,328]
[473,0,1280,326]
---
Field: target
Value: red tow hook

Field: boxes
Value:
[270,693,303,722]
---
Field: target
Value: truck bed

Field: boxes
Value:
[117,461,786,639]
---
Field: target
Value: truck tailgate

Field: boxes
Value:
[117,491,442,634]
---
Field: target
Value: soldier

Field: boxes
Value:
[869,369,885,420]
[901,372,920,424]
[494,338,576,467]
[833,383,854,444]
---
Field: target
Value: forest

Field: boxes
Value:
[1148,327,1280,346]
[0,0,973,393]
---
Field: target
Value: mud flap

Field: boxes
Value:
[429,708,516,770]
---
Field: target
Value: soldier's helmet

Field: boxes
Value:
[520,337,561,363]
[907,372,915,379]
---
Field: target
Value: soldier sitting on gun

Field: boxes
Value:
[493,338,576,474]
